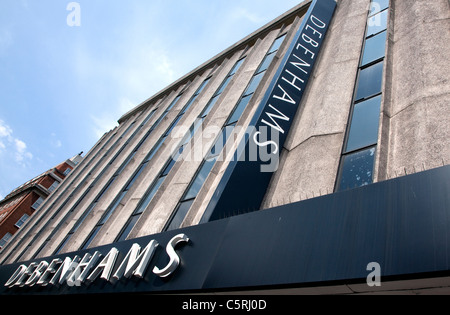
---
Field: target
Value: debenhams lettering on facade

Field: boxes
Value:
[4,233,189,288]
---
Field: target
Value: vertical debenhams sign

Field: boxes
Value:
[202,0,337,222]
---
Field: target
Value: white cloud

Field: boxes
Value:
[0,119,33,165]
[0,119,12,139]
[14,139,33,163]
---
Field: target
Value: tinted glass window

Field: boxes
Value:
[117,215,140,242]
[161,158,176,176]
[201,95,219,118]
[355,61,384,101]
[183,157,217,200]
[165,199,195,231]
[226,94,252,125]
[367,10,388,37]
[268,35,286,54]
[135,176,165,215]
[337,147,376,191]
[346,95,381,153]
[244,71,265,97]
[215,76,233,96]
[257,52,276,74]
[229,58,245,76]
[164,115,183,136]
[369,0,389,16]
[361,31,386,66]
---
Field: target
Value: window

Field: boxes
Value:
[183,157,218,201]
[31,197,44,210]
[15,213,29,228]
[361,31,387,66]
[370,0,389,15]
[226,95,253,126]
[345,95,382,153]
[355,61,384,101]
[165,200,195,232]
[337,147,376,191]
[243,72,265,96]
[48,180,59,193]
[0,232,12,249]
[336,0,389,192]
[367,9,388,37]
[63,168,71,176]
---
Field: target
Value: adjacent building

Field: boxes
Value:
[0,0,449,295]
[0,154,82,250]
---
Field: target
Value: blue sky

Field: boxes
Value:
[0,0,302,199]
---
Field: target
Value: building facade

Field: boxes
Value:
[0,0,449,295]
[0,155,82,251]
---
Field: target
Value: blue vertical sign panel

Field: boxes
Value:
[201,0,337,222]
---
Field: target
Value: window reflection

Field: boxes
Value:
[337,147,376,191]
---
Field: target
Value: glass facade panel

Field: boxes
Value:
[215,76,233,96]
[161,158,176,176]
[165,199,195,232]
[117,215,140,242]
[367,10,388,37]
[345,95,382,153]
[183,158,217,201]
[135,176,165,215]
[370,0,389,16]
[355,61,384,101]
[257,52,276,74]
[337,147,376,191]
[361,31,387,66]
[244,72,265,97]
[268,35,286,54]
[201,95,219,118]
[226,94,252,125]
[229,58,245,76]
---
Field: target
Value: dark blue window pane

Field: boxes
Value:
[82,226,101,250]
[135,176,165,215]
[164,115,183,136]
[367,10,388,37]
[337,147,376,191]
[346,95,381,153]
[195,78,210,96]
[226,94,252,125]
[101,191,127,224]
[208,126,235,158]
[166,95,182,112]
[144,137,166,163]
[257,52,277,74]
[165,199,195,231]
[183,157,217,200]
[201,95,219,118]
[124,161,148,191]
[355,61,384,101]
[361,31,386,66]
[229,58,246,76]
[117,215,140,242]
[215,76,233,96]
[161,158,176,176]
[244,71,265,97]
